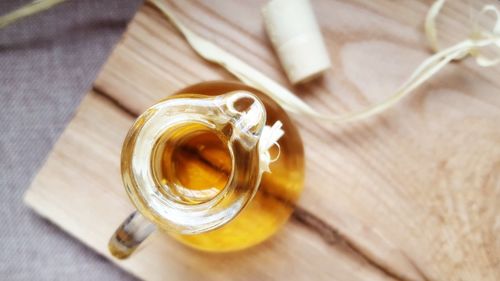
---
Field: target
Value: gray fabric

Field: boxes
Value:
[0,0,142,280]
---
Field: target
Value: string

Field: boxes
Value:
[0,0,66,29]
[149,0,500,124]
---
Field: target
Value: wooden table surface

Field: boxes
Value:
[25,0,500,280]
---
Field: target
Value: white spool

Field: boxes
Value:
[262,0,331,84]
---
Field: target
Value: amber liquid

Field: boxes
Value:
[156,82,304,251]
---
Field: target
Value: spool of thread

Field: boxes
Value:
[262,0,331,85]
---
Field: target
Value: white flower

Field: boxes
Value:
[258,121,284,174]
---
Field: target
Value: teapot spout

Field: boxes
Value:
[218,91,267,150]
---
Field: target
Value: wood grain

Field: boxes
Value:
[25,1,500,280]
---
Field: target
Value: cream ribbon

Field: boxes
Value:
[149,0,500,123]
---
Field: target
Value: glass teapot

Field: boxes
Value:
[109,81,304,258]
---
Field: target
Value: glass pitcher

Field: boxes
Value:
[108,81,304,259]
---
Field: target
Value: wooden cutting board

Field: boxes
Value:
[24,1,500,280]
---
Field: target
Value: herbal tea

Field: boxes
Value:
[154,124,231,205]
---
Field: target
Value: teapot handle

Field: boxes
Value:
[108,211,156,259]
